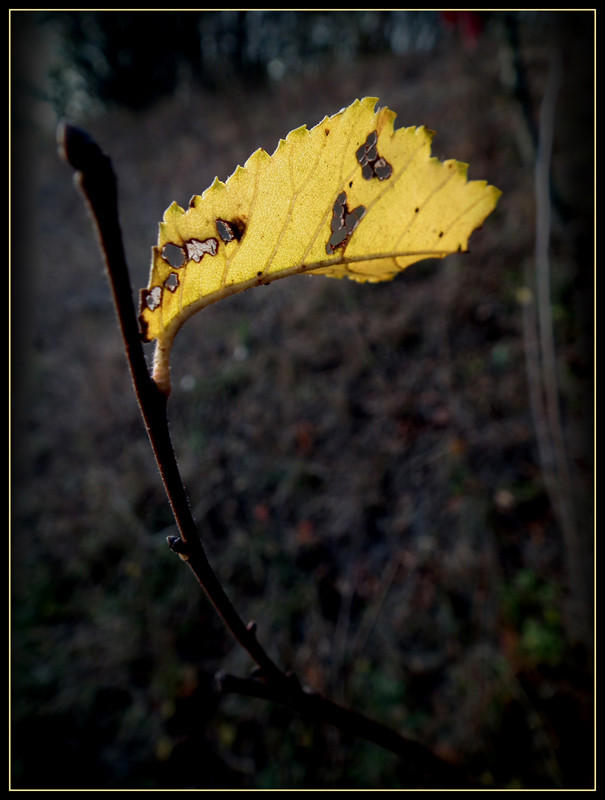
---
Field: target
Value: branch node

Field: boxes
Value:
[215,671,228,692]
[249,666,265,680]
[166,535,191,561]
[286,671,304,692]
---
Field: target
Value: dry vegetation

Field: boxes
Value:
[12,12,593,789]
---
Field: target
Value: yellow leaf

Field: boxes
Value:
[139,97,501,393]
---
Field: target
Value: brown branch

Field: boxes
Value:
[56,120,286,688]
[217,672,468,787]
[57,121,469,787]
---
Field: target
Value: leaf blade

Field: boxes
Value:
[139,97,501,393]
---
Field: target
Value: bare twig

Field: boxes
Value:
[216,672,466,786]
[351,556,402,658]
[57,122,469,786]
[523,49,592,648]
[56,121,286,688]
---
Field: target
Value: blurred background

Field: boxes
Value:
[11,10,594,789]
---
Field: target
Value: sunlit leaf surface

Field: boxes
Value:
[139,97,501,392]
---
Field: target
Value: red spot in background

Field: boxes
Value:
[440,11,484,51]
[252,503,270,524]
[293,420,317,456]
[296,519,318,546]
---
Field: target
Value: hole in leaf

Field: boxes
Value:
[326,191,366,255]
[185,237,218,262]
[143,286,162,311]
[164,273,179,292]
[374,158,392,180]
[328,227,348,250]
[216,218,245,243]
[162,243,186,268]
[356,130,393,181]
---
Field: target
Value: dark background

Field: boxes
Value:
[11,10,594,789]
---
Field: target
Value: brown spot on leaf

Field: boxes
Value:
[185,237,218,262]
[138,309,150,340]
[326,191,366,255]
[356,130,393,181]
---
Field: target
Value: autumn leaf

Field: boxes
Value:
[139,97,501,393]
